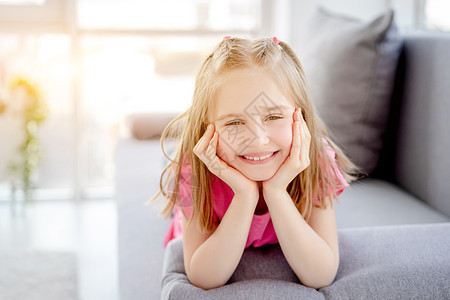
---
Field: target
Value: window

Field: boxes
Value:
[391,0,450,31]
[77,0,261,32]
[425,0,450,31]
[0,0,66,33]
[0,0,264,202]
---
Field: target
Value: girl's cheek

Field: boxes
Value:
[217,134,234,163]
[267,121,293,145]
[216,136,226,158]
[218,126,248,154]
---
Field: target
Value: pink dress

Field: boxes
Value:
[163,145,348,248]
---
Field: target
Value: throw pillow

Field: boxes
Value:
[293,6,403,174]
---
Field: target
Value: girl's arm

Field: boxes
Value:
[186,122,259,289]
[263,189,339,289]
[261,108,339,288]
[182,190,258,290]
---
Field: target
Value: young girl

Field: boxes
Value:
[152,36,358,290]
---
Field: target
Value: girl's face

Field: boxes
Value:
[210,68,296,182]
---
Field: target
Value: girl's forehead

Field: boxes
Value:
[209,69,295,121]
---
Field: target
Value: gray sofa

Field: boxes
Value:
[115,31,450,299]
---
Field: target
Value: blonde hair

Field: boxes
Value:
[151,37,359,232]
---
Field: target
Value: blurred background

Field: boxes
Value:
[0,0,449,299]
[1,0,450,204]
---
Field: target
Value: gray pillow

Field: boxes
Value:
[294,6,403,174]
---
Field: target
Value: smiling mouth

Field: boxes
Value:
[239,151,279,161]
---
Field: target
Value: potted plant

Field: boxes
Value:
[1,76,48,203]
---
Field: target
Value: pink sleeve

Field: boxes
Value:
[176,163,194,218]
[163,162,193,247]
[325,146,349,196]
[314,145,349,204]
[175,155,220,223]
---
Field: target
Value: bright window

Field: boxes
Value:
[0,0,264,201]
[425,0,450,31]
[77,0,261,31]
[0,0,46,4]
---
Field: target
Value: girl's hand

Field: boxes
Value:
[193,123,259,198]
[262,108,311,194]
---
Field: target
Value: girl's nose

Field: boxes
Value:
[248,123,269,146]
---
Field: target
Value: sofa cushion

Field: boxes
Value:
[293,6,402,174]
[161,224,450,299]
[335,178,450,228]
[321,223,450,299]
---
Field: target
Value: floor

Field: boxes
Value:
[0,199,118,300]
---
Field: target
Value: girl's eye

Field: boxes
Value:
[225,115,282,126]
[266,115,283,121]
[225,120,244,126]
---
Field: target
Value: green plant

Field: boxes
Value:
[7,77,48,202]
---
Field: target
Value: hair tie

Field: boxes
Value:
[272,36,280,44]
[224,36,231,40]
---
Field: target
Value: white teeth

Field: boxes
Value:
[243,152,274,161]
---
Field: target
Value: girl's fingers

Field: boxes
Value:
[300,114,311,167]
[206,132,218,158]
[301,114,311,145]
[292,108,311,170]
[194,124,214,154]
[194,124,223,172]
[294,107,300,122]
[207,132,224,172]
[291,108,301,158]
[193,136,204,153]
[203,131,230,178]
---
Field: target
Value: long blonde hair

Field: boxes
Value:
[151,37,359,232]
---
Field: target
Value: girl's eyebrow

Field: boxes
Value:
[217,105,291,121]
[217,113,243,121]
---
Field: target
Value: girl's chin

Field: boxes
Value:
[241,170,276,182]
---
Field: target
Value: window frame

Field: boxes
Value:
[0,0,68,33]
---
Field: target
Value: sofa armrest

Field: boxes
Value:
[125,112,180,140]
[322,222,450,299]
[161,238,324,300]
[161,223,450,299]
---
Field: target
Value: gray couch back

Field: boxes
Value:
[374,31,450,217]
